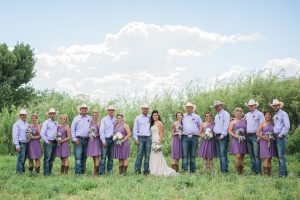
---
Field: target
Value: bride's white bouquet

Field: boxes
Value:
[203,128,213,140]
[113,132,123,145]
[151,142,163,153]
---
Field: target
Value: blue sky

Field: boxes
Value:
[1,0,300,100]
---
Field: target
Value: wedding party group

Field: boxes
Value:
[12,98,290,177]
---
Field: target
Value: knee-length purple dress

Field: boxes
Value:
[113,124,130,159]
[28,124,42,160]
[199,122,218,158]
[86,122,102,157]
[260,123,277,159]
[171,121,183,159]
[230,119,248,155]
[56,125,70,158]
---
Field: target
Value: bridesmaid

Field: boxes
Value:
[56,114,71,174]
[256,111,277,176]
[28,114,42,173]
[113,114,131,175]
[228,107,247,174]
[198,112,217,173]
[170,112,183,172]
[86,111,101,176]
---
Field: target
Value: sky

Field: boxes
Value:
[1,0,300,101]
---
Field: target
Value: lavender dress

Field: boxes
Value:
[56,125,70,158]
[171,121,183,159]
[260,123,277,159]
[113,124,130,159]
[28,124,42,160]
[230,119,248,155]
[86,123,101,157]
[198,122,218,159]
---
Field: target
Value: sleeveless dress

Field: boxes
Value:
[171,121,183,159]
[113,124,130,159]
[198,122,218,158]
[260,123,277,158]
[230,119,248,155]
[28,124,42,159]
[149,125,178,176]
[56,125,70,158]
[86,122,102,157]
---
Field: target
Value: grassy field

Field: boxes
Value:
[0,154,299,200]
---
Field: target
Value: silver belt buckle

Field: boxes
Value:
[188,135,193,139]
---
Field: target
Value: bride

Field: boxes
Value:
[149,110,178,176]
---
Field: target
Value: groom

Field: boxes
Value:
[133,104,151,175]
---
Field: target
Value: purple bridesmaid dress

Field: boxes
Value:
[86,123,102,157]
[28,124,42,159]
[260,123,277,158]
[198,122,218,158]
[56,125,70,158]
[230,119,248,155]
[113,124,130,159]
[171,121,183,159]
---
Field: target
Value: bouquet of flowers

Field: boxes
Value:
[89,128,97,141]
[265,132,274,148]
[203,128,213,140]
[235,128,246,143]
[151,142,163,153]
[175,124,183,139]
[55,132,63,146]
[113,132,123,145]
[26,126,33,141]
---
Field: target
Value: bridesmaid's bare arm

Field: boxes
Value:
[123,123,132,140]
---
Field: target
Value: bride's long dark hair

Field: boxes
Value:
[150,110,161,127]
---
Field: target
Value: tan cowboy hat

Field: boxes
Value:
[106,105,117,110]
[245,99,259,107]
[210,100,224,108]
[184,102,197,111]
[47,108,58,115]
[270,99,284,108]
[19,109,27,115]
[140,104,149,109]
[77,104,89,112]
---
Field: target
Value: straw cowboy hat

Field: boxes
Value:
[47,108,58,115]
[106,105,117,110]
[210,100,224,108]
[269,99,284,108]
[184,102,197,111]
[245,99,259,107]
[140,104,149,109]
[77,104,89,112]
[19,109,27,115]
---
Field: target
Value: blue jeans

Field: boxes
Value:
[134,136,152,174]
[246,134,261,174]
[181,135,198,173]
[100,138,114,175]
[74,137,89,175]
[215,135,229,173]
[16,143,28,174]
[276,136,288,176]
[43,142,57,176]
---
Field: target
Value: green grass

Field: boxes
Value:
[0,154,299,200]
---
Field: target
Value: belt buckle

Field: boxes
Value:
[188,135,193,139]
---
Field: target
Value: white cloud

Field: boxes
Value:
[262,58,300,76]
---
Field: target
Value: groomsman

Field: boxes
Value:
[212,101,230,173]
[270,99,290,177]
[100,105,117,175]
[133,104,151,175]
[182,102,202,173]
[71,104,91,175]
[41,108,58,176]
[12,109,29,174]
[244,99,264,174]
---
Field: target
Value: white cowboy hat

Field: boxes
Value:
[245,99,259,107]
[269,99,284,108]
[19,109,27,115]
[106,105,117,110]
[77,104,89,112]
[47,108,58,114]
[184,102,197,111]
[211,100,224,107]
[140,104,149,109]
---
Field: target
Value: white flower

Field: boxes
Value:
[203,128,213,140]
[151,142,163,153]
[113,132,124,145]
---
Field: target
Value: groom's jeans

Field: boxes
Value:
[100,138,114,175]
[135,136,152,174]
[215,134,229,173]
[181,135,198,173]
[246,134,261,174]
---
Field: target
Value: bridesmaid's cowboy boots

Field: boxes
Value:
[35,167,40,174]
[119,166,124,175]
[123,166,128,175]
[64,166,69,174]
[175,164,179,172]
[263,167,268,176]
[266,167,271,176]
[29,166,34,173]
[171,164,177,172]
[94,166,99,176]
[61,166,65,174]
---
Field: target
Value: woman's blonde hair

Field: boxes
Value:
[234,107,244,116]
[60,114,68,121]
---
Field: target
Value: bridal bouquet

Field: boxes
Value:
[203,128,213,140]
[151,142,163,153]
[55,132,63,146]
[89,128,97,141]
[113,132,123,145]
[26,126,33,141]
[235,128,246,143]
[265,132,274,148]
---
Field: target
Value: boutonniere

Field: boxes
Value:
[54,121,58,127]
[87,119,90,123]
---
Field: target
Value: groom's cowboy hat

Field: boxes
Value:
[19,109,27,116]
[106,105,117,110]
[77,103,89,112]
[210,100,224,108]
[245,99,259,107]
[184,102,197,111]
[47,108,58,115]
[269,99,284,108]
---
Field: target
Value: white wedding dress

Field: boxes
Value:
[149,125,178,176]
